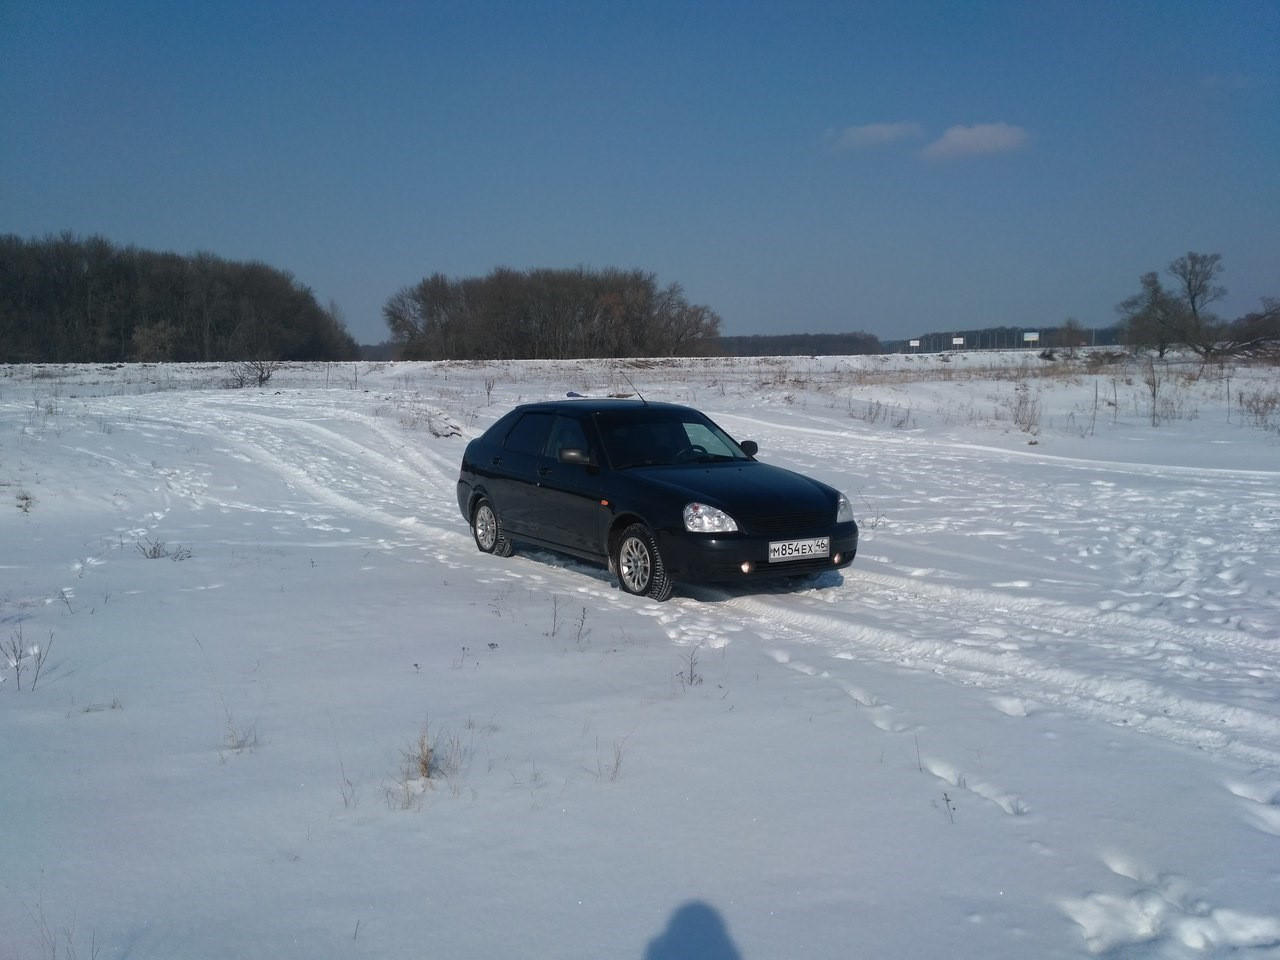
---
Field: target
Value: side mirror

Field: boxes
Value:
[558,447,594,466]
[739,440,758,457]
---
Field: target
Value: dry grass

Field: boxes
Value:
[386,720,471,809]
[1238,387,1280,433]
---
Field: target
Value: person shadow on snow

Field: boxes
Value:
[644,901,742,960]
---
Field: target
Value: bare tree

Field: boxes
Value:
[1117,271,1181,357]
[1057,317,1086,354]
[1167,251,1227,358]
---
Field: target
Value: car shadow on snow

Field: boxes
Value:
[644,901,742,960]
[686,568,848,604]
[507,546,847,603]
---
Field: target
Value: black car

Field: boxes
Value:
[456,398,858,601]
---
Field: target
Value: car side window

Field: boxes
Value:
[548,415,592,460]
[503,411,554,456]
[600,423,655,467]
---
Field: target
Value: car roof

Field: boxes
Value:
[512,398,695,415]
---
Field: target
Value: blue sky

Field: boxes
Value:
[3,0,1277,346]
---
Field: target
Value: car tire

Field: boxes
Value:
[472,498,514,557]
[614,523,672,601]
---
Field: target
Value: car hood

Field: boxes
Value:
[630,461,836,516]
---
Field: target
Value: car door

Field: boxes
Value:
[486,410,554,538]
[533,413,607,557]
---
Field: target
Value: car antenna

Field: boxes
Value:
[618,366,646,404]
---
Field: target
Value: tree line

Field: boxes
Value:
[5,236,1274,365]
[383,266,722,360]
[0,233,357,363]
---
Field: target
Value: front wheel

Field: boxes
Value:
[613,523,672,601]
[472,498,514,557]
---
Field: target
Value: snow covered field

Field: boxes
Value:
[2,352,1279,959]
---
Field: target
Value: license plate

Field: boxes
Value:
[768,537,829,562]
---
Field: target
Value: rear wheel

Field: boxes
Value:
[614,523,672,601]
[472,498,513,557]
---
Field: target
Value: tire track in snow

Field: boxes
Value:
[106,393,469,550]
[845,567,1280,663]
[210,416,459,532]
[683,579,1280,769]
[105,391,1280,769]
[717,409,1280,646]
[188,395,1279,771]
[99,394,688,622]
[699,407,1280,768]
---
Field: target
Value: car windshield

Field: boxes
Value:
[595,409,749,468]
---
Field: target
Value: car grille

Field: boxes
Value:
[742,510,830,536]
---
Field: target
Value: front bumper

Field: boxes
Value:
[655,523,858,583]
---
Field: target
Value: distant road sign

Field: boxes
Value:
[1023,332,1040,342]
[951,337,965,346]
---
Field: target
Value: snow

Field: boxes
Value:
[2,353,1279,959]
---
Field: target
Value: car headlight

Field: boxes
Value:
[684,502,739,533]
[836,493,854,524]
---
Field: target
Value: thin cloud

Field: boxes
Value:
[833,122,925,149]
[920,122,1029,160]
